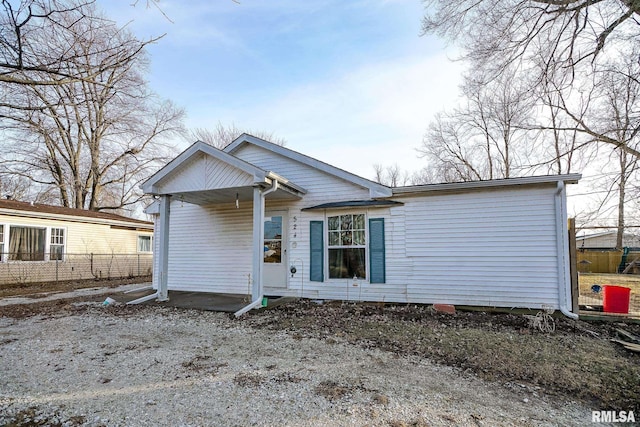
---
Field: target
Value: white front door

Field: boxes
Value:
[263,211,287,288]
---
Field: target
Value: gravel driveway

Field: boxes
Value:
[0,304,594,426]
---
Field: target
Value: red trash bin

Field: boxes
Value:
[602,285,631,314]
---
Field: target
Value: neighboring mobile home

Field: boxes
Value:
[0,199,153,284]
[141,134,581,317]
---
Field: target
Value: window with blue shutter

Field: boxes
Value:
[369,218,385,284]
[310,221,324,282]
[327,214,366,279]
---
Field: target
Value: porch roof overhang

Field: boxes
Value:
[170,178,305,206]
[140,141,306,205]
[302,199,404,211]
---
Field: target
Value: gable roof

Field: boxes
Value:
[224,134,393,198]
[0,199,152,227]
[141,140,274,195]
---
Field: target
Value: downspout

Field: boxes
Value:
[555,181,579,319]
[234,179,279,317]
[128,195,170,305]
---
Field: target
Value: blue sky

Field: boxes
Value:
[99,0,463,180]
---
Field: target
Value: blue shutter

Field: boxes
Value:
[369,218,385,284]
[310,221,324,282]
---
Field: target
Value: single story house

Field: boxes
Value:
[576,231,640,250]
[141,134,581,318]
[0,199,153,284]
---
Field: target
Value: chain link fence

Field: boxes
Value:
[578,273,640,316]
[0,253,153,286]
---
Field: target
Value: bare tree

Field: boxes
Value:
[423,0,640,161]
[547,48,640,244]
[373,163,384,184]
[421,111,485,182]
[591,54,640,248]
[420,72,535,182]
[186,121,286,149]
[0,1,184,213]
[371,163,411,187]
[0,1,161,89]
[422,1,639,80]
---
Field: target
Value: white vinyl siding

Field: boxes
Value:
[166,201,253,294]
[233,144,371,204]
[158,153,254,194]
[155,141,568,311]
[403,186,560,309]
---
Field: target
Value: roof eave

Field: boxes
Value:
[392,173,582,196]
[0,208,153,229]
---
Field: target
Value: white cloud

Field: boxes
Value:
[210,52,464,179]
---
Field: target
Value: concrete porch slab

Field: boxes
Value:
[118,288,296,313]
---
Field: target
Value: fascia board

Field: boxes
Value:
[0,208,153,229]
[392,174,582,196]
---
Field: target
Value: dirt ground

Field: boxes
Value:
[0,277,150,299]
[1,277,639,424]
[244,300,640,413]
[0,303,594,427]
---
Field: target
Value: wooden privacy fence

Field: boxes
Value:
[0,253,153,285]
[576,250,640,274]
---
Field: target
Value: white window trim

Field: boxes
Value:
[324,211,369,282]
[0,223,5,263]
[3,223,67,263]
[49,226,66,262]
[137,234,153,253]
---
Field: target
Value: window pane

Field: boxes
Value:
[9,226,45,261]
[340,215,352,230]
[328,216,340,231]
[353,214,365,230]
[328,231,340,246]
[263,240,281,263]
[353,230,365,245]
[328,248,366,279]
[50,245,63,261]
[51,228,64,245]
[138,236,151,252]
[0,224,3,242]
[264,216,282,239]
[340,231,352,245]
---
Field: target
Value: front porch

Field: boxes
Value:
[138,141,307,315]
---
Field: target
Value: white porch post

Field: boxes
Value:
[157,195,171,301]
[251,186,265,302]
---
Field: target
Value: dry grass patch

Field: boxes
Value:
[315,380,353,401]
[233,372,266,387]
[246,300,640,411]
[579,273,640,297]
